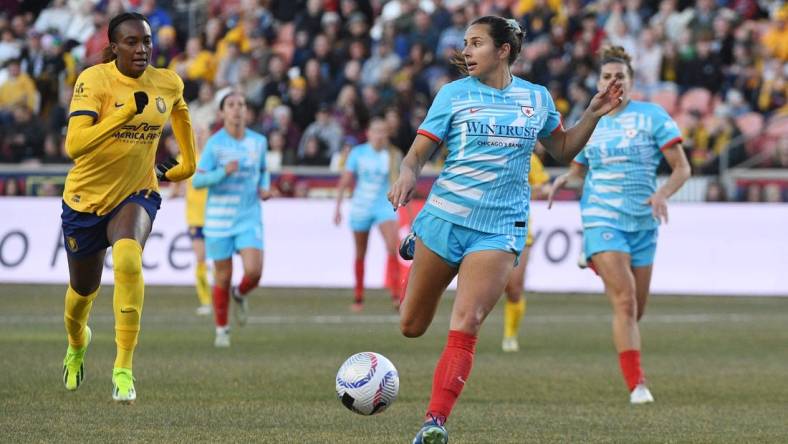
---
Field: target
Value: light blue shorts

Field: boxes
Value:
[349,203,398,232]
[584,226,657,267]
[205,225,264,261]
[413,211,525,268]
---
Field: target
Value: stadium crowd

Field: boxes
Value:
[0,0,786,201]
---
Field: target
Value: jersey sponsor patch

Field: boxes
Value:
[156,96,166,113]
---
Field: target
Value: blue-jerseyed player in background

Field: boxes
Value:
[334,116,403,312]
[192,91,272,348]
[388,16,624,444]
[550,46,690,405]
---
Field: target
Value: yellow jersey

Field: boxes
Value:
[181,152,207,226]
[64,61,194,215]
[528,154,549,187]
[526,154,549,246]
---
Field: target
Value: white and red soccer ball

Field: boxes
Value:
[335,352,399,415]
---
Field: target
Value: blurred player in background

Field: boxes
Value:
[169,126,212,316]
[60,12,196,404]
[334,116,402,312]
[549,46,691,404]
[389,16,622,443]
[501,152,550,352]
[192,91,271,348]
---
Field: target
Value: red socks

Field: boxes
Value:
[213,286,229,327]
[354,258,364,303]
[238,274,259,296]
[386,253,401,301]
[425,330,477,425]
[619,350,644,391]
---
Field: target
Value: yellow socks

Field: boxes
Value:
[64,286,99,347]
[112,239,144,370]
[503,297,527,339]
[195,261,211,306]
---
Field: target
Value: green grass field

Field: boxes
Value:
[1,284,787,443]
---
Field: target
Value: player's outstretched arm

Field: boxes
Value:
[65,93,139,159]
[540,80,623,164]
[161,97,197,181]
[547,162,587,209]
[387,134,438,209]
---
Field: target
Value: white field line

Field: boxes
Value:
[0,313,783,325]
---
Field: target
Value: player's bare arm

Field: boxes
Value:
[647,143,691,224]
[387,134,438,209]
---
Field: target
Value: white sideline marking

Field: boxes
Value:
[0,313,783,325]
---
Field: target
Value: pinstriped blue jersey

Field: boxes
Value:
[417,76,561,235]
[192,128,269,237]
[574,100,682,232]
[346,143,392,216]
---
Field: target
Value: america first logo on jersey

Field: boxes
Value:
[521,106,535,117]
[73,82,87,99]
[156,97,166,113]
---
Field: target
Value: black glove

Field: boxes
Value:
[155,157,179,182]
[134,91,149,115]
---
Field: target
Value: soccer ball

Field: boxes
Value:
[335,352,399,415]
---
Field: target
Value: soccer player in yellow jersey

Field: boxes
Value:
[171,134,211,316]
[60,12,196,404]
[501,153,550,352]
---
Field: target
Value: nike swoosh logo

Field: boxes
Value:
[120,308,135,313]
[115,103,123,108]
[469,108,482,113]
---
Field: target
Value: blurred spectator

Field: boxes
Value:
[298,103,343,160]
[152,25,179,68]
[266,129,284,172]
[0,28,21,67]
[40,133,68,164]
[761,6,788,62]
[743,182,762,202]
[697,106,747,174]
[298,134,330,166]
[3,105,44,162]
[189,82,217,132]
[215,42,243,88]
[285,76,317,131]
[762,182,784,203]
[138,0,173,39]
[262,104,301,166]
[170,36,217,86]
[0,58,37,116]
[704,180,728,202]
[436,9,466,64]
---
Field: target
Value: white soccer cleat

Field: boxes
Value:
[214,327,231,348]
[196,304,212,316]
[630,384,654,404]
[502,336,519,352]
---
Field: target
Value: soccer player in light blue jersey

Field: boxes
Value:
[388,16,624,444]
[549,46,691,405]
[334,117,403,312]
[192,91,272,348]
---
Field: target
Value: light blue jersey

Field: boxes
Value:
[346,143,392,215]
[418,76,561,236]
[192,128,270,238]
[574,100,682,232]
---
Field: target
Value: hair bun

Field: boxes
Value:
[505,18,522,34]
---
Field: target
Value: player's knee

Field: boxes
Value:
[612,292,637,318]
[400,319,426,338]
[244,271,261,285]
[112,239,142,277]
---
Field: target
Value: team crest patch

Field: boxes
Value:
[67,236,79,252]
[625,129,637,138]
[602,232,614,241]
[156,97,166,113]
[521,106,535,117]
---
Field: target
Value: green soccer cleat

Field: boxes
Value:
[112,368,136,404]
[63,326,92,391]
